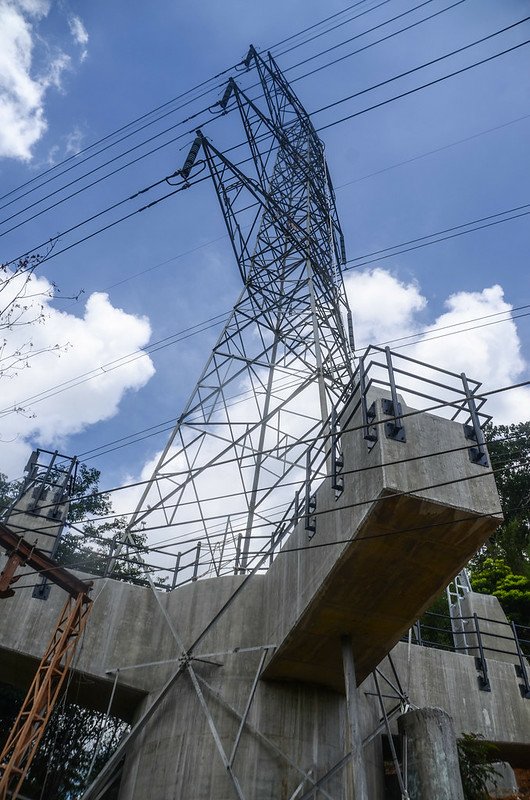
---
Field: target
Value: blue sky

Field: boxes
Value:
[0,0,529,498]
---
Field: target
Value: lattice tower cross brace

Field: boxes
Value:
[109,46,354,578]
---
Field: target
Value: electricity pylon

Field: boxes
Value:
[112,46,354,579]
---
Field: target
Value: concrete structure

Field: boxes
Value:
[2,394,528,799]
[398,707,464,800]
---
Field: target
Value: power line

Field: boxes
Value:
[313,15,530,119]
[343,206,530,270]
[270,0,372,51]
[334,112,530,191]
[275,0,393,57]
[5,378,527,525]
[8,431,525,567]
[64,432,530,534]
[318,35,530,132]
[4,29,529,279]
[49,109,529,299]
[80,307,530,464]
[0,0,463,236]
[0,282,527,452]
[7,450,525,585]
[0,0,381,215]
[283,0,462,79]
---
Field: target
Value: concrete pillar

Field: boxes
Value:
[341,635,369,800]
[398,707,464,800]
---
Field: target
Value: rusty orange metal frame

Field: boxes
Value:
[0,523,93,799]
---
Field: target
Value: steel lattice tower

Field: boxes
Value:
[113,47,355,578]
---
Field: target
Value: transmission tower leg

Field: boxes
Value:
[0,591,92,800]
[341,635,369,800]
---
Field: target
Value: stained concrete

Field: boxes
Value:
[0,392,513,799]
[263,393,501,687]
[398,707,464,800]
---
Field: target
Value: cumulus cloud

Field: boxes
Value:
[0,269,155,477]
[105,267,530,580]
[345,267,426,347]
[344,268,530,425]
[0,1,87,160]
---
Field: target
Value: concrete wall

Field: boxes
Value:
[0,394,515,799]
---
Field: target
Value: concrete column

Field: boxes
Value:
[398,707,464,800]
[341,635,368,800]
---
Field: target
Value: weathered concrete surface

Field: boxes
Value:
[263,393,501,688]
[0,395,510,798]
[398,707,464,800]
[388,641,530,758]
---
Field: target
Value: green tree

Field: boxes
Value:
[1,463,148,583]
[481,420,530,574]
[0,684,127,800]
[466,421,530,628]
[471,557,530,627]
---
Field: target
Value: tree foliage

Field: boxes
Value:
[457,733,500,800]
[0,682,127,799]
[471,557,530,627]
[468,421,530,627]
[482,421,530,574]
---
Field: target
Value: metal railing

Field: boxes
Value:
[407,609,530,698]
[72,346,492,589]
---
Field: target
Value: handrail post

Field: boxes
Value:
[473,612,490,691]
[511,621,530,699]
[382,348,405,442]
[171,552,182,591]
[461,373,488,466]
[359,356,377,444]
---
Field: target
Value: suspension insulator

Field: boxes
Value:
[180,134,203,181]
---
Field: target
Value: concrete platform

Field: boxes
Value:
[263,393,502,688]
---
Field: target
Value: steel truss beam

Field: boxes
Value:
[0,591,92,799]
[110,45,354,579]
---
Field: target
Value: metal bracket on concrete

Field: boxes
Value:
[304,451,317,537]
[474,657,491,692]
[514,665,530,700]
[382,347,406,443]
[382,399,406,442]
[461,373,488,467]
[463,425,488,467]
[473,612,491,691]
[511,621,530,699]
[359,357,378,446]
[331,408,344,497]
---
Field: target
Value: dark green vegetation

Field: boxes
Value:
[470,422,530,627]
[0,684,126,799]
[457,733,500,800]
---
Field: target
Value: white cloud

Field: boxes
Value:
[0,0,81,160]
[344,268,530,425]
[345,267,426,348]
[0,269,155,477]
[68,14,88,61]
[103,267,530,581]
